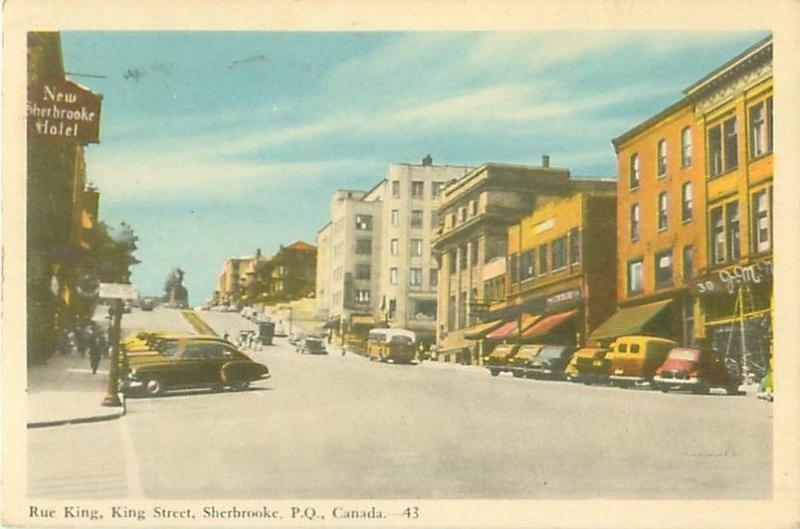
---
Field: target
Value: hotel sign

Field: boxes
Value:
[28,77,102,143]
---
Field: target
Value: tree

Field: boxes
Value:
[87,221,141,283]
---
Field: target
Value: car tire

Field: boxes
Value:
[230,381,250,391]
[143,377,165,397]
[489,369,499,377]
[512,371,523,378]
[692,383,709,395]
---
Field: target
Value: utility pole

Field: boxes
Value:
[102,298,123,407]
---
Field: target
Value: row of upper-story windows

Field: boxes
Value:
[628,96,773,188]
[390,180,445,200]
[388,267,438,287]
[446,198,480,229]
[390,208,426,227]
[626,245,695,295]
[629,182,694,241]
[390,238,425,257]
[709,187,773,266]
[508,228,581,286]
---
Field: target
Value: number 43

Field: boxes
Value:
[402,506,420,519]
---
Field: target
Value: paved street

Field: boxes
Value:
[29,308,772,500]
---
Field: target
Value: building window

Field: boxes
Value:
[629,153,640,189]
[411,210,423,227]
[753,188,772,253]
[709,117,738,176]
[726,201,741,261]
[681,182,693,222]
[682,245,694,280]
[430,268,438,288]
[459,207,467,223]
[569,228,580,265]
[411,181,424,199]
[469,239,479,267]
[356,238,372,255]
[458,244,468,270]
[390,268,398,285]
[627,258,643,295]
[750,96,773,158]
[520,250,535,281]
[552,236,567,271]
[448,212,456,228]
[509,253,519,285]
[681,126,692,167]
[657,139,667,177]
[391,209,399,226]
[388,298,397,319]
[448,294,456,330]
[390,238,398,256]
[391,180,400,198]
[630,203,640,242]
[432,182,443,199]
[356,290,370,304]
[458,291,467,329]
[657,192,668,231]
[538,244,549,275]
[654,249,673,289]
[355,214,372,230]
[410,238,423,257]
[711,207,725,265]
[355,264,371,280]
[449,250,457,274]
[471,200,478,216]
[409,268,422,286]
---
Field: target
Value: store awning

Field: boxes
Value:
[589,299,673,341]
[351,314,376,327]
[464,319,504,340]
[508,312,541,338]
[486,320,518,340]
[522,309,577,339]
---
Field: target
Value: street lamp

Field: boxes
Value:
[102,298,123,407]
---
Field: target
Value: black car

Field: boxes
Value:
[297,336,327,355]
[526,345,577,379]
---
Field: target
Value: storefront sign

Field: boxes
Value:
[28,77,102,143]
[98,283,139,300]
[546,287,582,311]
[692,260,772,295]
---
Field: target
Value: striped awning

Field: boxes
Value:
[464,319,504,340]
[522,309,578,339]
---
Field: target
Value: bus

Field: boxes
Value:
[367,328,416,364]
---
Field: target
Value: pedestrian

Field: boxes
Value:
[222,331,230,342]
[88,325,102,374]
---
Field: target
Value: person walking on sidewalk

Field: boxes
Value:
[87,324,103,374]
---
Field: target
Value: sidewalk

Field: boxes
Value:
[27,354,125,429]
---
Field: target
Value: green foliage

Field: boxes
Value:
[87,221,140,283]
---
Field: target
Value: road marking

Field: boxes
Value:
[119,414,145,498]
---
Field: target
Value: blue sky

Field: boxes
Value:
[60,31,767,305]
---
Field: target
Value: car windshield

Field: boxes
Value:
[537,346,566,359]
[389,336,413,346]
[668,349,700,361]
[158,342,180,357]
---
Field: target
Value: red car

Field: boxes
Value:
[653,347,740,395]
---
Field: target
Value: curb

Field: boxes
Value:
[27,395,127,429]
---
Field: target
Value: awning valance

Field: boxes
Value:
[486,320,517,340]
[589,299,673,341]
[464,319,504,340]
[522,309,577,339]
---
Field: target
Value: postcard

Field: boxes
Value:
[3,1,799,528]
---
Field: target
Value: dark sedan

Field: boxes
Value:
[122,337,270,396]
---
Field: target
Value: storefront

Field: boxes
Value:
[693,260,773,382]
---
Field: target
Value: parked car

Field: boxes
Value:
[607,335,678,387]
[297,336,327,355]
[526,345,577,379]
[565,347,610,384]
[484,343,520,376]
[653,347,741,394]
[139,298,156,311]
[508,344,546,378]
[121,336,269,396]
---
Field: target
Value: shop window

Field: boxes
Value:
[509,253,519,284]
[356,238,372,255]
[391,209,399,226]
[390,268,398,285]
[681,182,693,222]
[430,268,438,288]
[411,181,424,199]
[711,207,725,265]
[411,299,436,320]
[752,188,773,253]
[355,214,372,230]
[726,202,741,261]
[682,245,694,280]
[520,250,535,281]
[391,180,400,198]
[411,209,423,227]
[627,258,644,295]
[410,238,423,257]
[552,236,567,271]
[629,153,640,189]
[390,238,398,256]
[749,96,773,158]
[569,228,580,265]
[681,126,692,167]
[657,139,667,177]
[539,244,549,275]
[630,203,640,241]
[657,192,668,231]
[409,268,422,286]
[654,249,673,289]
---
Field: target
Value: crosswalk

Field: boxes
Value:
[28,420,131,498]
